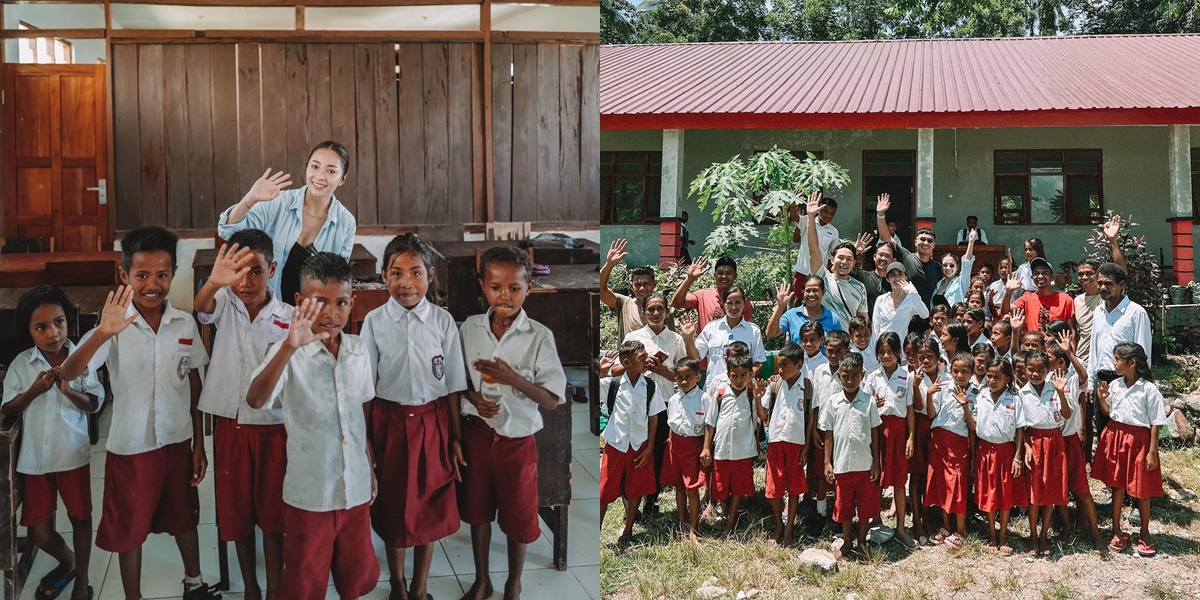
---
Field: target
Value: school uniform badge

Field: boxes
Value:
[177,355,191,380]
[432,355,445,380]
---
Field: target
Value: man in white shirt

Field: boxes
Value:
[956,215,989,245]
[1088,262,1152,441]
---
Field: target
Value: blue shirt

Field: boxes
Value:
[778,306,843,345]
[217,186,357,299]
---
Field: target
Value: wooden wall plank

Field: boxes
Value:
[375,42,401,224]
[330,44,358,218]
[161,45,190,228]
[558,45,581,221]
[536,45,560,221]
[353,43,378,226]
[260,44,290,178]
[447,43,473,225]
[470,43,484,223]
[186,44,216,228]
[307,43,332,147]
[236,43,263,202]
[112,44,141,230]
[397,42,425,225]
[422,43,449,223]
[580,43,599,220]
[211,44,239,224]
[136,45,166,228]
[490,43,513,223]
[510,44,538,222]
[285,43,310,176]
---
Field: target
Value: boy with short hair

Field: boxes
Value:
[458,244,568,600]
[809,330,851,521]
[600,340,666,543]
[699,354,762,538]
[820,352,882,560]
[798,321,828,382]
[194,229,292,600]
[245,253,380,600]
[758,343,809,546]
[847,316,877,374]
[660,357,710,544]
[59,226,219,600]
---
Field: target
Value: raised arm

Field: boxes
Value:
[875,194,893,244]
[59,287,139,381]
[765,282,791,339]
[1103,216,1127,273]
[806,191,826,275]
[222,169,292,227]
[599,239,628,311]
[194,243,255,315]
[1000,272,1023,318]
[246,298,330,408]
[671,256,707,310]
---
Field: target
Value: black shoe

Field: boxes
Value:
[182,582,222,600]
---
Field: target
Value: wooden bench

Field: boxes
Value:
[0,407,44,600]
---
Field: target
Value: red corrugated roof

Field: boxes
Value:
[600,35,1200,130]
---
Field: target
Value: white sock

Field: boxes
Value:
[184,574,202,587]
[816,499,827,516]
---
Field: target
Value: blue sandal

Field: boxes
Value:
[35,568,76,600]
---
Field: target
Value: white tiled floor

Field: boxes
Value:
[18,368,601,600]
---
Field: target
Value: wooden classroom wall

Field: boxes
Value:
[111,41,598,231]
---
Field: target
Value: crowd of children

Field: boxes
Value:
[599,209,1166,563]
[2,225,567,600]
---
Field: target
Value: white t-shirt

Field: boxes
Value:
[695,318,766,391]
[794,218,839,275]
[600,374,666,453]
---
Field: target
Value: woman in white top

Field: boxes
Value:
[621,292,699,396]
[931,229,977,307]
[873,262,929,338]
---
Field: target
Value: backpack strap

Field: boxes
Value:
[645,378,656,415]
[605,376,620,417]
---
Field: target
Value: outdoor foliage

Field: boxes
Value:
[689,148,850,264]
[1082,212,1165,331]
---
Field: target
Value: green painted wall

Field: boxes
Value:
[601,125,1200,280]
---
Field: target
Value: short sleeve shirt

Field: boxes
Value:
[613,292,649,344]
[361,297,469,406]
[930,384,973,437]
[624,325,687,402]
[862,365,913,419]
[197,287,293,424]
[974,389,1019,444]
[1015,382,1062,430]
[778,306,843,346]
[694,318,766,385]
[667,387,710,438]
[763,378,806,445]
[600,374,666,453]
[1073,293,1103,364]
[1106,378,1169,429]
[704,388,758,461]
[818,266,868,326]
[818,389,881,474]
[1011,290,1075,336]
[686,287,754,330]
[811,363,843,430]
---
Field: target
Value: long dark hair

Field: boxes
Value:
[14,285,76,350]
[986,357,1016,395]
[943,321,970,356]
[1024,237,1045,259]
[382,233,441,305]
[1113,342,1153,383]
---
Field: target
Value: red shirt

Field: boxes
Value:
[686,287,755,329]
[1012,290,1075,335]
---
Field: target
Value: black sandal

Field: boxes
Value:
[35,569,77,600]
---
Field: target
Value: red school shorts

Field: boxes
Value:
[457,416,541,544]
[96,440,200,553]
[281,502,380,600]
[1062,432,1092,496]
[833,470,881,523]
[1091,420,1163,499]
[765,441,807,499]
[710,458,755,502]
[924,428,970,515]
[371,397,460,549]
[878,414,909,489]
[660,432,706,491]
[1025,428,1068,507]
[974,439,1028,513]
[213,417,287,542]
[21,464,92,527]
[600,442,656,505]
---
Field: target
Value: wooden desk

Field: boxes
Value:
[0,412,42,600]
[192,244,378,285]
[0,252,122,288]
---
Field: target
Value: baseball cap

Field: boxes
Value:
[886,262,906,275]
[1029,257,1053,272]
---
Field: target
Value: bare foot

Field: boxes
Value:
[768,527,782,544]
[460,579,493,600]
[782,526,795,547]
[504,578,522,600]
[689,530,701,547]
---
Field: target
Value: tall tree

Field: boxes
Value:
[602,0,638,44]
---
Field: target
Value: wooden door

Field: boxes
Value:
[3,64,109,252]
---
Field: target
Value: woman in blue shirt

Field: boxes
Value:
[217,141,357,304]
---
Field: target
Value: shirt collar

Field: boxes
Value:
[299,331,361,357]
[235,288,288,323]
[285,186,341,226]
[25,339,77,365]
[124,300,185,327]
[622,373,647,389]
[485,307,531,334]
[385,296,432,323]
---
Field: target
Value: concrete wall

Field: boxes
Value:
[601,125,1200,279]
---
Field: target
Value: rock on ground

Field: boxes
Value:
[799,548,839,573]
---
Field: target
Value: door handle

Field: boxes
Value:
[86,179,107,205]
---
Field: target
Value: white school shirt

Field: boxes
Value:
[2,342,105,474]
[987,279,1007,317]
[851,339,878,374]
[600,374,666,453]
[460,308,568,438]
[872,284,929,337]
[1057,373,1083,437]
[811,362,842,431]
[197,288,293,424]
[1087,295,1152,380]
[794,218,839,275]
[1015,382,1062,430]
[624,324,687,401]
[800,352,828,383]
[974,389,1019,445]
[703,387,758,461]
[916,370,950,416]
[1105,378,1169,429]
[254,334,375,512]
[763,377,806,445]
[361,297,468,406]
[81,302,210,456]
[819,389,881,474]
[694,317,765,386]
[862,365,913,419]
[970,333,992,349]
[1015,262,1037,293]
[929,384,972,437]
[667,387,710,438]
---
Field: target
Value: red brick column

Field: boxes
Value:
[915,217,936,232]
[1170,217,1194,285]
[659,220,683,267]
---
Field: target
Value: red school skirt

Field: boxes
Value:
[661,432,706,491]
[924,428,970,515]
[907,414,933,475]
[878,415,909,489]
[1062,432,1092,496]
[1091,420,1163,499]
[1025,428,1068,507]
[974,439,1028,513]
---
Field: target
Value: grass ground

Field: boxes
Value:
[600,448,1200,599]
